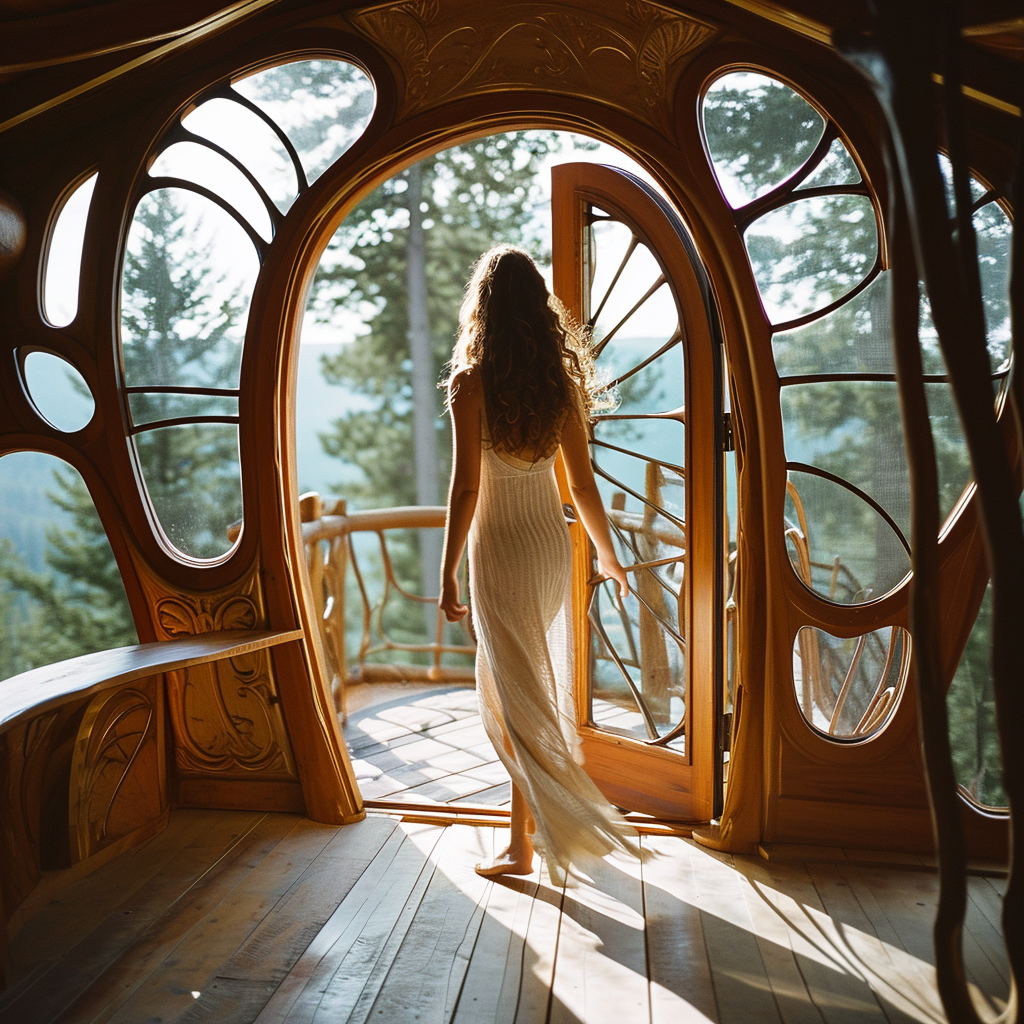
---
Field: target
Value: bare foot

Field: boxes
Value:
[475,843,534,877]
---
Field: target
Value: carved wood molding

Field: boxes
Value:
[69,678,165,862]
[135,565,299,780]
[346,0,718,137]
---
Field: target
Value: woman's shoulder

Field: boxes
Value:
[448,366,482,397]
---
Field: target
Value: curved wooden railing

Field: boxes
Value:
[296,493,476,721]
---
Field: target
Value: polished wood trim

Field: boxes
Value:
[0,629,302,736]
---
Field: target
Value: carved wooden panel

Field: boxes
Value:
[346,0,717,138]
[0,714,56,915]
[68,677,166,863]
[137,567,299,781]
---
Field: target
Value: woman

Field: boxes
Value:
[439,244,642,878]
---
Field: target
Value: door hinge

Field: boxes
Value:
[722,412,735,453]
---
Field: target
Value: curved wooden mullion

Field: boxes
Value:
[827,632,868,735]
[778,368,1010,387]
[589,232,640,329]
[144,177,269,261]
[127,415,239,435]
[591,437,685,476]
[850,628,904,736]
[769,256,883,335]
[595,463,686,536]
[587,598,660,742]
[731,121,839,230]
[605,327,683,391]
[594,273,667,356]
[739,179,872,234]
[124,385,241,397]
[786,461,911,555]
[162,121,285,232]
[218,83,309,194]
[609,519,682,607]
[593,407,686,424]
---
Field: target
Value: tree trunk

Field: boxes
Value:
[405,164,443,637]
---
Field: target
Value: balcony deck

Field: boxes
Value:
[1,806,1009,1023]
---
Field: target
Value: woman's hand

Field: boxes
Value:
[440,574,469,622]
[597,553,630,603]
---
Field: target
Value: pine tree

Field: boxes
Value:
[0,189,248,675]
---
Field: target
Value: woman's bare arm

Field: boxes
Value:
[439,371,483,621]
[559,409,629,598]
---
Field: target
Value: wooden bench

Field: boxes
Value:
[0,629,301,989]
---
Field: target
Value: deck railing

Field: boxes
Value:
[297,493,476,721]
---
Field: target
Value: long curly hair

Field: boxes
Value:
[445,245,607,455]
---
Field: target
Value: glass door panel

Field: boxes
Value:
[551,163,724,821]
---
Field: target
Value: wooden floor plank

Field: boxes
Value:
[737,855,887,1024]
[189,816,401,1024]
[805,863,922,1024]
[642,835,719,1024]
[253,821,430,1024]
[687,845,785,1024]
[276,822,446,1024]
[548,850,650,1024]
[450,836,549,1024]
[97,816,343,1024]
[1,811,286,1024]
[364,825,493,1024]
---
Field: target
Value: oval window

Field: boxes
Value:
[22,351,95,433]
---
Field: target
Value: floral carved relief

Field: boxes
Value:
[349,0,717,137]
[137,569,298,781]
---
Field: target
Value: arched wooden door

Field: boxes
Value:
[551,163,727,823]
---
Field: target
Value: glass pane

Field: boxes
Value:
[975,200,1011,374]
[588,221,676,360]
[595,450,685,531]
[773,271,893,377]
[703,72,825,208]
[793,625,908,738]
[947,584,1005,809]
[121,189,258,389]
[182,97,298,212]
[22,351,95,432]
[785,469,910,604]
[234,60,375,184]
[797,138,861,190]
[746,194,878,325]
[128,391,238,427]
[134,424,242,558]
[605,342,684,417]
[780,380,970,534]
[590,572,685,750]
[149,141,273,241]
[593,415,684,471]
[42,173,97,327]
[0,451,137,680]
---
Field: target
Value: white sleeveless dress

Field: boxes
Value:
[469,427,641,873]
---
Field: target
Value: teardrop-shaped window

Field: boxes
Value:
[703,72,825,208]
[793,624,909,739]
[120,188,258,389]
[22,351,95,432]
[42,173,97,327]
[134,423,242,559]
[0,450,137,681]
[233,60,375,185]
